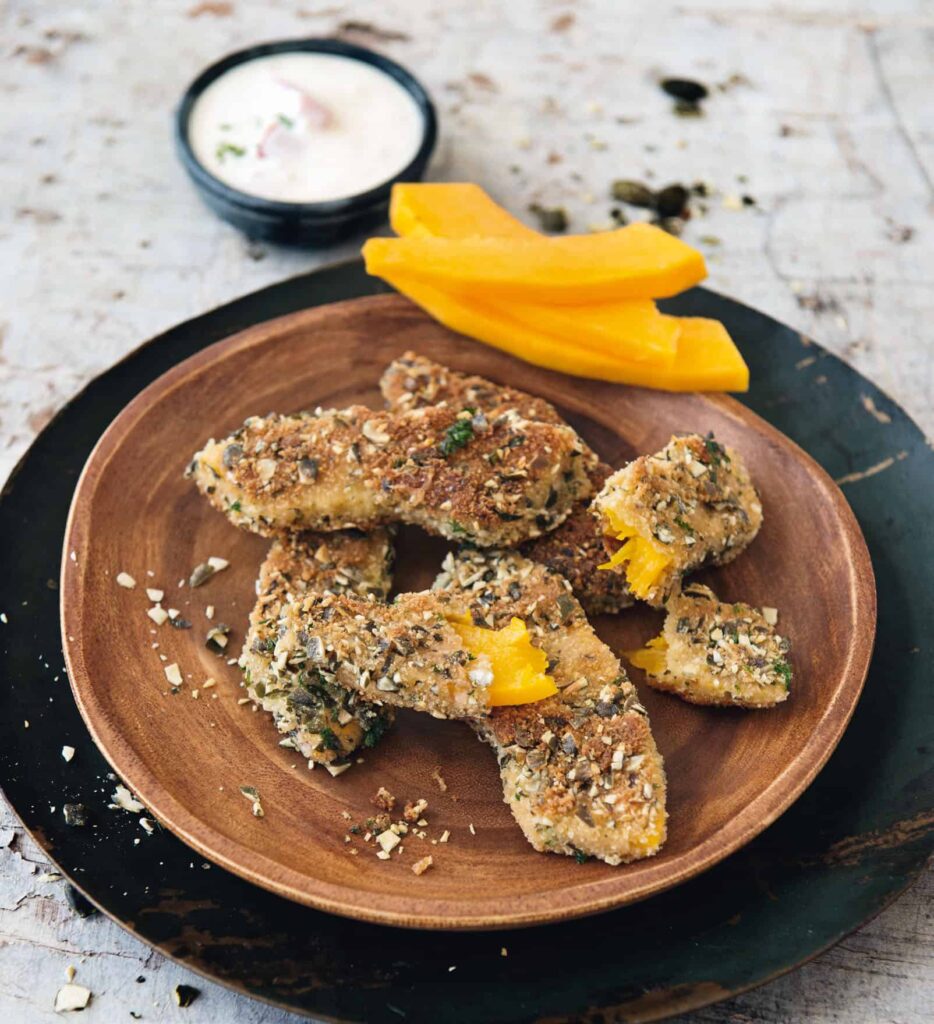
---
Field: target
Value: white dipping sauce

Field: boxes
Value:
[188,52,425,203]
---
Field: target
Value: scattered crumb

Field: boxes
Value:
[110,784,145,813]
[403,798,428,823]
[146,588,164,602]
[761,606,779,626]
[0,612,7,623]
[55,983,91,1012]
[116,572,136,589]
[372,786,396,812]
[173,984,200,1008]
[148,605,169,625]
[61,745,75,763]
[468,823,477,836]
[431,767,448,793]
[65,965,76,982]
[139,817,155,834]
[439,830,450,844]
[501,947,508,957]
[239,785,264,817]
[205,604,215,619]
[164,663,182,686]
[325,762,351,777]
[202,678,216,689]
[377,830,401,854]
[376,849,391,860]
[412,855,434,876]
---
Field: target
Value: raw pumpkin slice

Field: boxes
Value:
[391,182,536,239]
[363,222,707,304]
[383,270,749,391]
[448,615,558,707]
[391,184,679,364]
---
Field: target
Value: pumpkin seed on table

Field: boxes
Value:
[528,203,569,233]
[610,179,655,207]
[660,77,709,104]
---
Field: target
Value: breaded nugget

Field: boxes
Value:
[241,529,396,769]
[628,583,792,708]
[434,549,667,865]
[594,433,762,607]
[381,353,633,614]
[188,403,593,547]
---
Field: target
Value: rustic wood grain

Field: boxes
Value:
[1,0,931,1019]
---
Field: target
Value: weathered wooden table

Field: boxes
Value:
[2,1,931,1020]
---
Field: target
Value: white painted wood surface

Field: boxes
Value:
[1,1,931,1020]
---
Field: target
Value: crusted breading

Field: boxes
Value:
[594,433,763,607]
[272,587,497,719]
[241,529,396,767]
[629,583,792,708]
[188,403,593,547]
[381,353,633,614]
[434,549,667,866]
[381,351,569,430]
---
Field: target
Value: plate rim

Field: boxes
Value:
[59,293,878,930]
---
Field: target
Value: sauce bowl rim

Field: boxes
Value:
[175,37,438,216]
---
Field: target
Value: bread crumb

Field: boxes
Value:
[431,767,448,792]
[372,786,396,812]
[412,855,434,876]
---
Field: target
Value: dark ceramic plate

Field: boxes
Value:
[1,262,931,1022]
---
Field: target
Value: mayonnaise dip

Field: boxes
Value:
[188,52,425,203]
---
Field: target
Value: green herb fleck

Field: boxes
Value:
[320,727,341,752]
[574,849,588,864]
[440,412,476,456]
[229,500,241,513]
[674,515,694,534]
[773,659,793,690]
[362,716,390,749]
[703,434,730,466]
[448,520,468,536]
[277,113,295,128]
[215,141,246,162]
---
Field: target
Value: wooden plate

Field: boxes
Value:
[60,294,875,929]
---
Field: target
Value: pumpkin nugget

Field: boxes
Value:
[434,549,667,866]
[628,584,792,708]
[241,529,396,771]
[270,584,558,720]
[593,432,762,607]
[381,352,633,614]
[188,403,593,547]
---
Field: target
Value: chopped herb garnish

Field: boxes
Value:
[574,849,588,864]
[320,727,341,752]
[773,659,793,689]
[439,413,476,456]
[703,434,730,466]
[277,113,294,128]
[674,515,695,534]
[448,520,468,536]
[215,141,246,162]
[229,500,241,512]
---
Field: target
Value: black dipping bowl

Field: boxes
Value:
[175,39,438,247]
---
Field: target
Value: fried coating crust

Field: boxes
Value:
[272,587,495,719]
[381,353,633,614]
[241,530,396,767]
[188,403,593,547]
[632,583,792,708]
[434,549,667,866]
[594,433,763,607]
[381,351,571,429]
